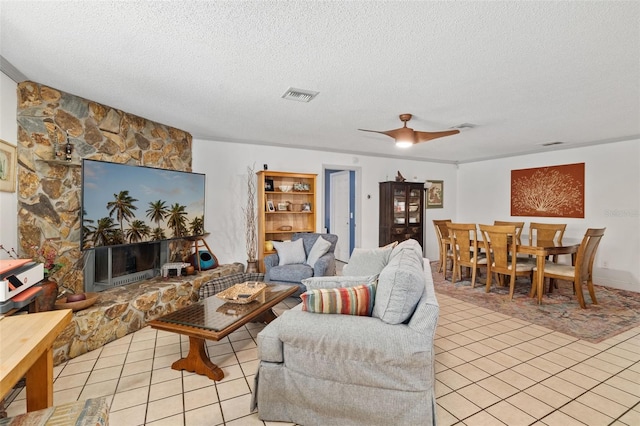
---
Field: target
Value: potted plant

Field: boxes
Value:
[243,165,259,273]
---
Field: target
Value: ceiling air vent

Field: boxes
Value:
[281,87,319,103]
[541,141,565,147]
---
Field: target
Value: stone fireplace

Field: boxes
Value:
[16,81,193,294]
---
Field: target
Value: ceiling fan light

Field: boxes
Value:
[395,140,413,148]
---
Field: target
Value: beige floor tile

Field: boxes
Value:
[108,402,147,426]
[576,391,628,419]
[552,346,591,363]
[560,400,614,426]
[218,364,247,383]
[146,394,184,423]
[524,384,571,409]
[606,346,640,362]
[219,394,253,422]
[463,410,507,425]
[146,413,185,426]
[216,377,251,401]
[79,378,118,400]
[457,383,501,409]
[506,391,555,419]
[235,347,258,363]
[240,359,260,377]
[183,371,217,391]
[436,404,460,426]
[481,337,512,351]
[541,410,588,426]
[528,337,563,351]
[590,383,640,407]
[4,399,26,418]
[569,362,614,382]
[470,356,509,375]
[212,353,240,368]
[447,333,476,346]
[228,329,253,342]
[435,337,462,351]
[486,400,536,426]
[53,371,90,391]
[501,345,537,362]
[435,379,454,398]
[207,342,234,356]
[226,413,266,425]
[511,362,552,382]
[184,385,220,411]
[618,407,640,425]
[122,358,154,376]
[152,354,180,370]
[117,371,152,392]
[495,369,536,390]
[527,356,566,375]
[465,341,498,357]
[184,403,224,426]
[437,351,467,369]
[565,341,602,357]
[616,367,640,384]
[125,348,155,363]
[436,369,473,390]
[452,362,492,382]
[540,351,580,369]
[594,352,636,369]
[150,366,183,384]
[438,391,481,420]
[476,376,519,399]
[155,334,180,347]
[541,376,586,399]
[129,338,157,353]
[86,365,123,384]
[449,346,484,362]
[110,387,149,411]
[59,359,96,376]
[149,377,183,401]
[68,348,101,363]
[605,375,640,397]
[556,368,600,389]
[583,356,626,375]
[94,353,127,370]
[154,343,181,358]
[100,343,130,358]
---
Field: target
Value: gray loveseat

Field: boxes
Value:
[264,232,338,295]
[251,239,439,425]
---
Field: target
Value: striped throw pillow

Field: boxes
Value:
[300,283,376,316]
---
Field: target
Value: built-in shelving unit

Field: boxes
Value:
[257,170,317,272]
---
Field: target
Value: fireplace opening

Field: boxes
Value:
[84,241,168,292]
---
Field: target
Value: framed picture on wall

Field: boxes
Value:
[0,139,17,193]
[426,180,443,209]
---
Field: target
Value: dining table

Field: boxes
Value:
[513,236,581,304]
[0,309,72,412]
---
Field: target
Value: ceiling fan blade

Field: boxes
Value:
[357,128,405,139]
[414,129,460,143]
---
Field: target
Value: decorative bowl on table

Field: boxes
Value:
[279,185,292,192]
[54,292,99,311]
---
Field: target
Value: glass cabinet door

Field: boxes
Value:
[407,188,422,225]
[393,186,407,225]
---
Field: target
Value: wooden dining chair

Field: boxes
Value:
[447,223,487,287]
[433,219,453,276]
[529,222,566,243]
[479,224,534,300]
[531,228,606,309]
[493,220,525,243]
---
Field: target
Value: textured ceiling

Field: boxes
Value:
[1,1,638,163]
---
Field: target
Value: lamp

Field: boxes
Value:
[394,127,416,148]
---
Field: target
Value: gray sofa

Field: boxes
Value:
[264,232,338,295]
[251,239,439,425]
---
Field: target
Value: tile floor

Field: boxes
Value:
[6,293,640,425]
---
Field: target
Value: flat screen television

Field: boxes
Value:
[81,159,206,250]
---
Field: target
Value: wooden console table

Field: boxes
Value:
[0,310,72,412]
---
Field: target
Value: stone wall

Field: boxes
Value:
[53,263,244,364]
[15,81,193,294]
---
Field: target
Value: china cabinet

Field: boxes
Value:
[379,181,424,248]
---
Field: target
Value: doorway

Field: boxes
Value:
[324,167,359,263]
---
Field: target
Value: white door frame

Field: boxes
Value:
[322,164,362,255]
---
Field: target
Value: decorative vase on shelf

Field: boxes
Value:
[37,278,59,311]
[246,260,259,274]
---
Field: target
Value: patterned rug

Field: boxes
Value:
[431,262,640,343]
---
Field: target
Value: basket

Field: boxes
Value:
[216,281,266,304]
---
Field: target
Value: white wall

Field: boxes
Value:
[191,139,458,266]
[457,140,640,292]
[0,72,18,258]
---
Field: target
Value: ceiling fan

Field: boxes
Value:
[358,113,460,148]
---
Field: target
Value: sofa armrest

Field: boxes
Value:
[302,274,379,290]
[312,252,336,277]
[263,254,280,281]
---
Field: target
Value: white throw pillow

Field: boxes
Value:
[302,274,379,290]
[342,245,394,276]
[273,239,306,266]
[305,236,332,266]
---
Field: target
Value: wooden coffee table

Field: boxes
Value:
[148,283,297,381]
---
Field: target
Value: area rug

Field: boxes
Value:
[431,262,640,343]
